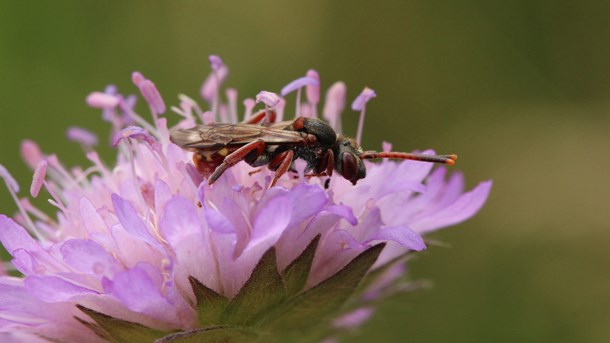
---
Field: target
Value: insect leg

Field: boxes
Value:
[269,150,295,188]
[248,168,263,176]
[208,139,266,184]
[313,149,334,176]
[325,149,334,176]
[242,109,277,124]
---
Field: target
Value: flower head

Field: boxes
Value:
[0,56,491,342]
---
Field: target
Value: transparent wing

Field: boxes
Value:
[170,123,306,150]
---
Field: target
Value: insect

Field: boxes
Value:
[170,110,457,187]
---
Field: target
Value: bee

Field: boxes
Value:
[170,110,457,187]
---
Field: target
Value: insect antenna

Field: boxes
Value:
[360,151,458,165]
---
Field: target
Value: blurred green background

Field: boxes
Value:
[1,1,609,342]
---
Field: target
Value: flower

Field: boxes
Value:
[0,56,491,342]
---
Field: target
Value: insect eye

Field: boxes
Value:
[341,153,358,181]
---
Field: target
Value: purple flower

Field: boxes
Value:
[0,56,491,342]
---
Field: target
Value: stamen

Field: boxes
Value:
[226,88,238,124]
[323,81,346,133]
[281,75,319,118]
[0,164,43,240]
[201,56,229,119]
[200,64,229,102]
[280,76,319,96]
[20,140,44,169]
[30,160,47,198]
[296,88,302,117]
[256,91,280,124]
[43,179,68,213]
[112,126,158,147]
[178,94,204,123]
[243,98,255,122]
[86,152,115,191]
[66,127,98,150]
[382,141,392,152]
[306,69,320,118]
[118,97,159,136]
[132,71,166,121]
[0,164,19,194]
[202,111,215,125]
[20,198,53,224]
[275,97,286,122]
[86,92,120,109]
[351,87,377,145]
[209,55,224,71]
[45,155,75,188]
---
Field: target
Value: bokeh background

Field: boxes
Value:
[1,1,609,342]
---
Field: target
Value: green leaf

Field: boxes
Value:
[154,325,257,343]
[262,243,386,334]
[189,276,229,325]
[222,247,287,325]
[282,235,320,297]
[77,305,165,343]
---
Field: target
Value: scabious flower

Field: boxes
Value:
[0,56,491,342]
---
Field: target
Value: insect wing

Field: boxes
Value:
[170,123,306,150]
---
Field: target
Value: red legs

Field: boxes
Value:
[242,109,277,125]
[324,149,334,176]
[313,148,334,177]
[208,139,266,184]
[268,150,295,188]
[360,151,457,165]
[248,168,263,176]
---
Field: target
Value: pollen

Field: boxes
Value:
[218,147,229,156]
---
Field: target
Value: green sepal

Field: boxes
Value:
[282,234,320,297]
[154,325,257,343]
[354,250,414,298]
[222,247,286,325]
[77,305,165,343]
[188,276,229,325]
[262,243,386,334]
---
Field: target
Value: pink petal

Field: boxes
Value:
[103,266,176,322]
[24,276,96,302]
[0,216,39,255]
[60,239,120,277]
[333,307,374,329]
[370,226,426,251]
[411,180,493,234]
[111,194,158,247]
[160,196,219,293]
[249,192,293,249]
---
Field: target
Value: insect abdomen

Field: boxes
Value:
[193,147,235,176]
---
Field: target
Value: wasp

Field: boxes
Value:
[170,110,457,187]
